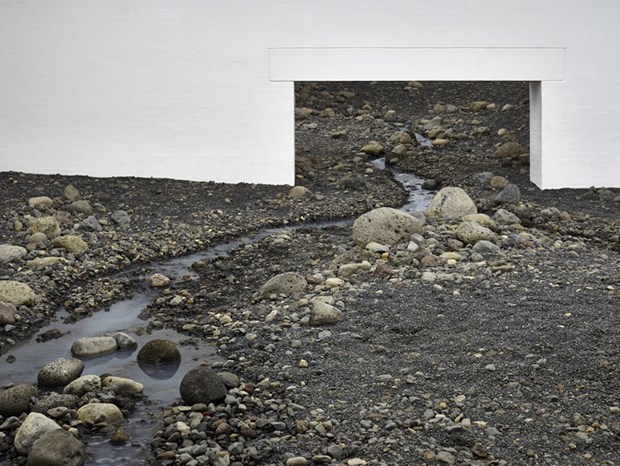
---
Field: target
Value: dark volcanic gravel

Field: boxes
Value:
[1,82,620,466]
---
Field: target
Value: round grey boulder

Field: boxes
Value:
[310,301,344,326]
[0,384,38,417]
[137,339,181,364]
[71,200,92,215]
[111,332,137,350]
[259,272,307,298]
[352,207,424,247]
[25,429,86,466]
[493,208,521,225]
[14,412,62,455]
[425,187,477,222]
[111,210,131,227]
[37,358,84,387]
[473,240,501,255]
[180,366,227,405]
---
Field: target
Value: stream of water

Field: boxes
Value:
[0,150,434,464]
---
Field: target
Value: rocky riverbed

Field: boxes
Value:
[1,81,620,466]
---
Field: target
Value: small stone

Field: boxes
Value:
[286,457,308,466]
[110,429,129,444]
[148,273,171,288]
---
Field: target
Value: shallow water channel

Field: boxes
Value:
[0,153,434,464]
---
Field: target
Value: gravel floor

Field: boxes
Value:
[1,82,619,466]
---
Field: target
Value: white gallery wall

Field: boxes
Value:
[0,0,619,188]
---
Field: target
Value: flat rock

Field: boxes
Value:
[27,196,53,207]
[102,376,143,397]
[63,375,102,397]
[71,336,118,357]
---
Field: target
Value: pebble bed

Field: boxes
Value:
[0,82,619,466]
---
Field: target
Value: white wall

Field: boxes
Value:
[1,0,619,188]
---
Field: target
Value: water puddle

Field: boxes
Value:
[0,160,435,464]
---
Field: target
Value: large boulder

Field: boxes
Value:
[137,339,181,364]
[456,222,498,245]
[425,187,477,222]
[259,272,307,298]
[14,412,62,455]
[0,244,27,262]
[179,366,228,405]
[0,301,18,325]
[0,384,38,417]
[0,281,39,307]
[63,375,101,397]
[25,429,86,466]
[102,376,143,397]
[30,217,60,239]
[76,403,124,425]
[352,207,424,247]
[52,235,89,254]
[71,336,118,358]
[37,358,84,387]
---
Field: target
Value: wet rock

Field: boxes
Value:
[62,184,81,201]
[352,207,423,247]
[495,184,521,204]
[63,375,102,397]
[289,186,314,199]
[102,376,143,397]
[31,393,79,414]
[456,222,498,245]
[425,187,477,222]
[111,210,131,227]
[30,217,61,238]
[259,272,307,298]
[52,235,89,254]
[0,301,18,325]
[0,244,27,262]
[14,412,62,455]
[71,336,118,357]
[110,429,129,444]
[76,403,124,425]
[37,358,84,387]
[0,384,38,417]
[495,142,525,158]
[111,332,137,350]
[26,429,86,466]
[179,366,227,405]
[137,339,181,364]
[28,196,53,207]
[310,300,343,325]
[148,273,171,288]
[0,281,39,307]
